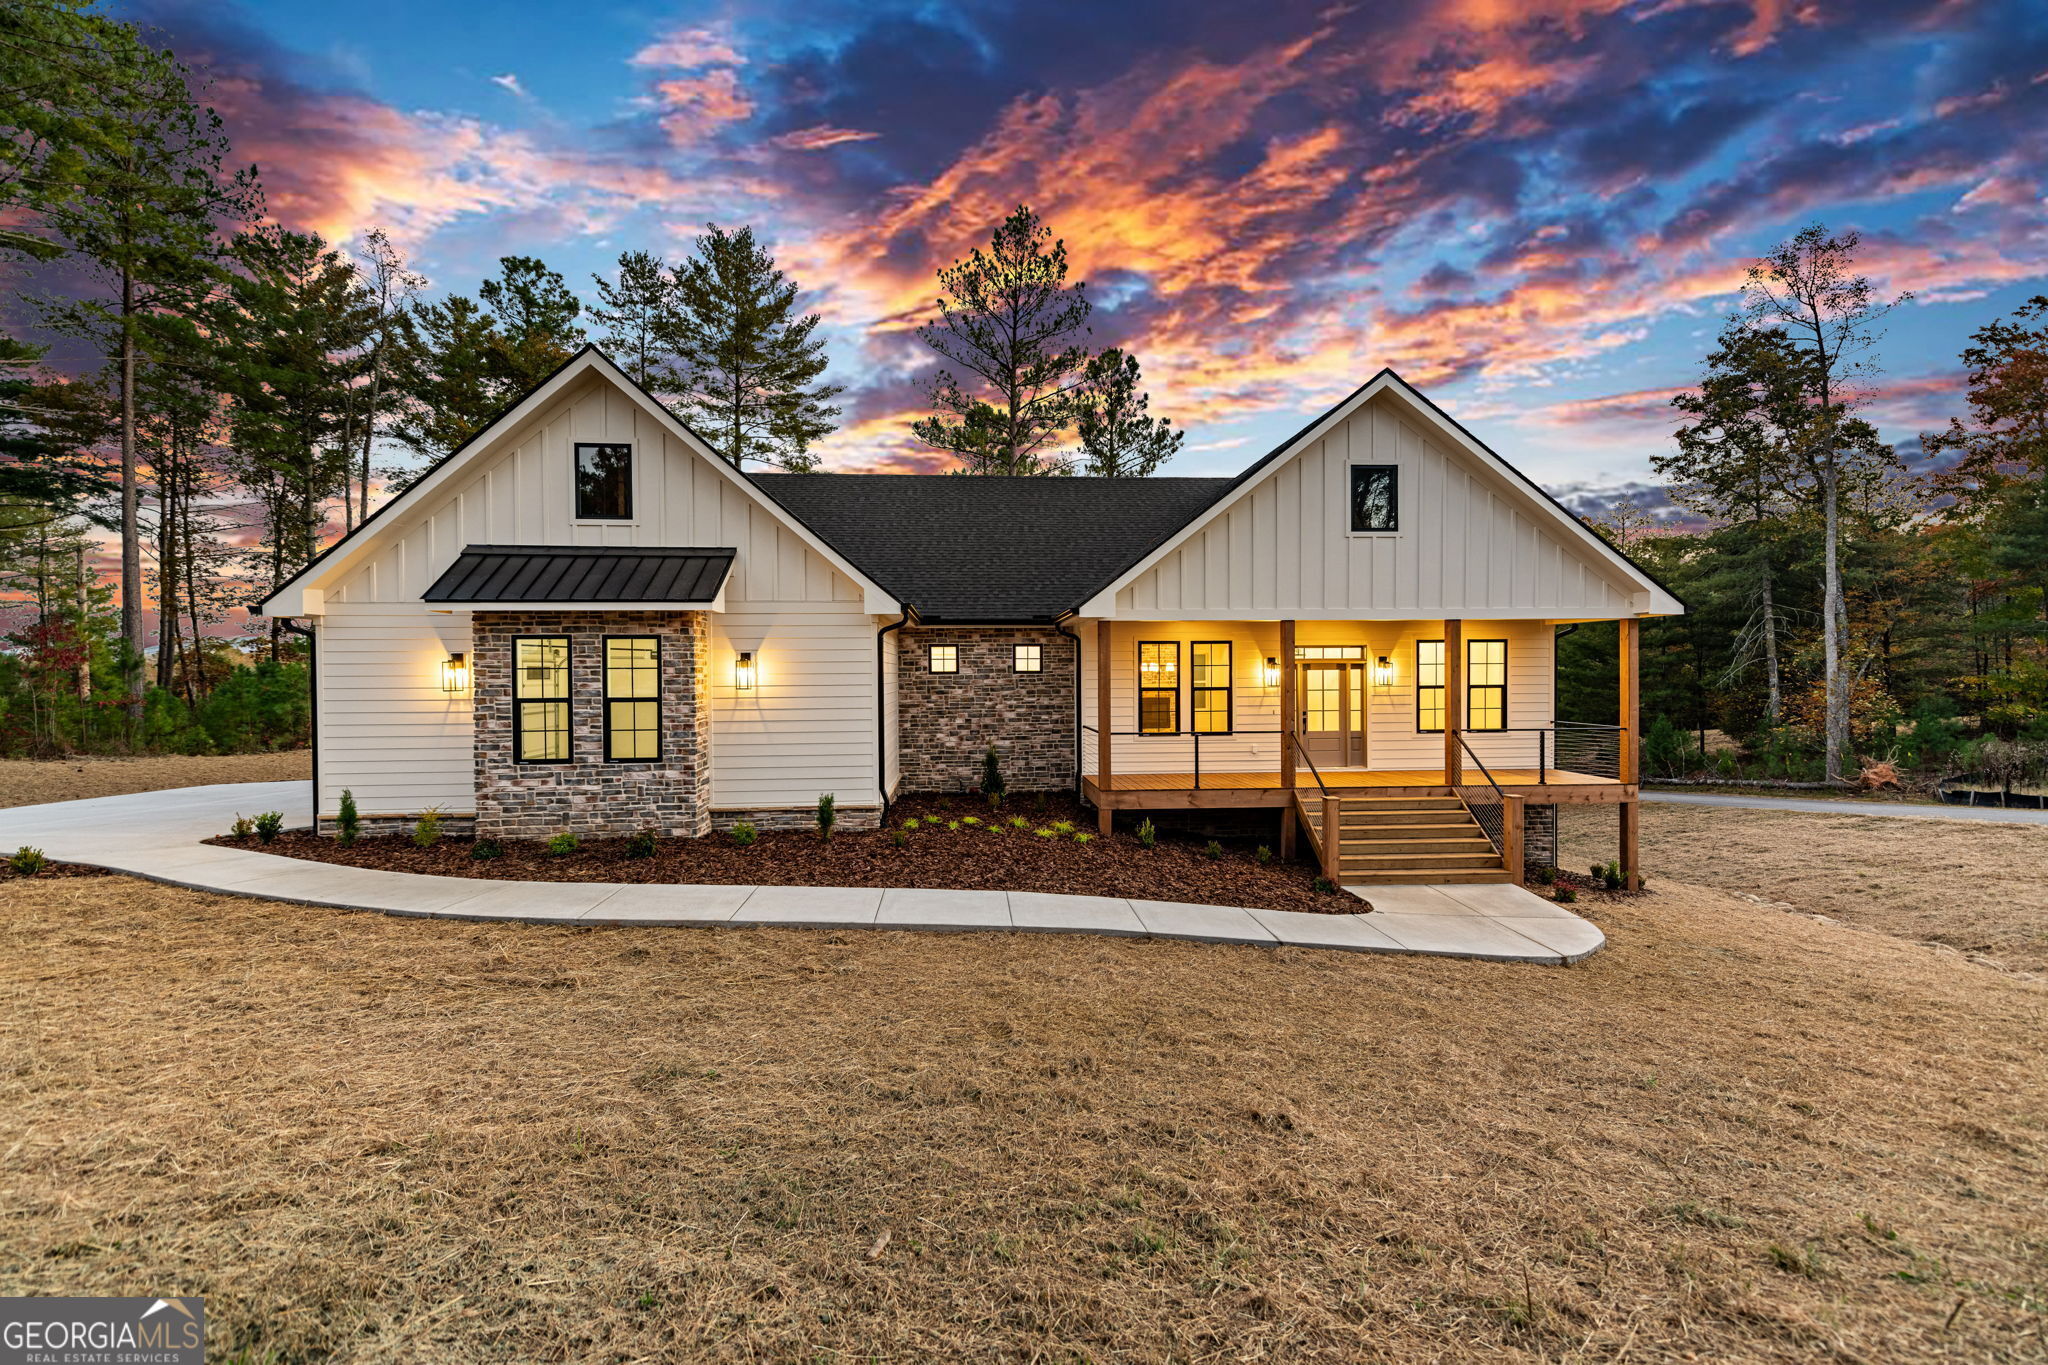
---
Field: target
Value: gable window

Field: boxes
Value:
[1191,641,1232,733]
[575,442,633,520]
[1350,464,1398,533]
[1416,639,1444,733]
[604,637,661,761]
[1467,639,1507,731]
[514,637,571,762]
[1013,643,1042,673]
[1138,641,1179,734]
[928,644,958,673]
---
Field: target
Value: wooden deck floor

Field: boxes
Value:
[1091,768,1616,791]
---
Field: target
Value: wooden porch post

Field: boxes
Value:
[1443,618,1463,787]
[1320,793,1342,884]
[1503,793,1525,885]
[1279,619,1297,858]
[1096,619,1114,835]
[1618,616,1641,890]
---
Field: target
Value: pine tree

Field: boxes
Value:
[913,205,1091,476]
[479,255,585,395]
[389,293,502,468]
[1074,348,1181,476]
[347,227,422,526]
[591,249,684,394]
[669,224,842,470]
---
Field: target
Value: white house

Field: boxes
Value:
[261,346,1681,886]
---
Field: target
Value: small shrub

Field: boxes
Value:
[961,816,980,826]
[470,839,503,861]
[1034,793,1048,813]
[1556,885,1578,904]
[9,846,47,876]
[1136,818,1157,849]
[947,820,961,832]
[254,811,284,845]
[981,743,1006,803]
[229,815,254,841]
[544,832,580,857]
[1073,831,1093,844]
[1313,875,1335,893]
[903,817,921,831]
[624,828,658,859]
[1034,827,1057,838]
[729,820,758,847]
[987,791,1003,810]
[816,792,837,841]
[413,806,445,847]
[1255,845,1272,864]
[1534,864,1557,886]
[1051,820,1075,835]
[1203,840,1224,861]
[891,828,908,847]
[1009,815,1028,829]
[335,788,360,846]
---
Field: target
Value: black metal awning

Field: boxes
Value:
[422,544,735,606]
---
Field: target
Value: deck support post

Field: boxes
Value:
[1097,619,1114,835]
[1619,616,1641,889]
[1320,793,1341,884]
[1279,620,1297,859]
[1503,793,1525,885]
[1443,618,1463,787]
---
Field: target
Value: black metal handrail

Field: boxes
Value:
[1461,722,1625,783]
[1455,733,1507,854]
[1290,731,1330,797]
[1080,725,1284,789]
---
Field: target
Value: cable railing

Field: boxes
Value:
[1454,733,1507,855]
[1456,723,1626,783]
[1079,725,1285,789]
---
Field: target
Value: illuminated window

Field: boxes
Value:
[1467,639,1507,731]
[514,637,571,762]
[1137,641,1179,734]
[1416,640,1444,734]
[574,443,632,520]
[1349,464,1398,532]
[1013,643,1042,673]
[1191,641,1232,733]
[928,644,957,673]
[604,637,660,761]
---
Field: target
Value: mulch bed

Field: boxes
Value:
[210,792,1355,914]
[0,861,111,882]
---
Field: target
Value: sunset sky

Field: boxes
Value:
[109,0,2048,502]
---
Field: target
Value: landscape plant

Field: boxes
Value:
[229,815,253,840]
[9,846,47,876]
[816,793,836,841]
[469,839,502,861]
[545,833,579,857]
[335,788,360,846]
[1136,818,1157,849]
[624,828,658,859]
[728,820,758,847]
[981,744,1005,807]
[253,810,283,844]
[413,807,444,848]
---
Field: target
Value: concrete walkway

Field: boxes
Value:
[0,782,1604,964]
[1644,790,2048,826]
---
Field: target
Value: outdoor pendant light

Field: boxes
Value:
[735,651,756,690]
[440,651,469,694]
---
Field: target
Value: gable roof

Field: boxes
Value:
[423,545,734,607]
[1075,368,1687,618]
[258,346,896,616]
[752,475,1230,622]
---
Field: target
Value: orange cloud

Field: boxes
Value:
[773,126,882,151]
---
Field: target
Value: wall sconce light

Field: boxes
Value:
[735,650,756,690]
[1373,654,1393,688]
[1262,656,1280,688]
[440,651,469,694]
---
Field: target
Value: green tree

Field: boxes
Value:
[591,249,684,393]
[389,293,502,468]
[479,254,585,394]
[1074,348,1181,476]
[344,227,423,527]
[913,205,1091,475]
[670,224,842,470]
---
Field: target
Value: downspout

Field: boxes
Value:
[280,618,318,831]
[876,606,911,820]
[1054,615,1082,802]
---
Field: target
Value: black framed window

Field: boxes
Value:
[1350,464,1398,532]
[1416,639,1444,734]
[575,442,633,520]
[1137,641,1179,734]
[1467,639,1507,731]
[514,636,571,762]
[1191,641,1232,733]
[928,644,958,673]
[604,637,661,761]
[1013,643,1042,673]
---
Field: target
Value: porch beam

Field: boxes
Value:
[1097,619,1114,835]
[1443,618,1463,786]
[1279,619,1297,859]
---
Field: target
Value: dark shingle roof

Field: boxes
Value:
[423,545,734,605]
[752,475,1233,622]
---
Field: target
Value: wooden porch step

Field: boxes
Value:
[1341,851,1506,870]
[1308,808,1474,828]
[1345,836,1496,856]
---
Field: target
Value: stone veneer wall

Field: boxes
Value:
[897,626,1076,793]
[471,610,712,839]
[1523,803,1559,870]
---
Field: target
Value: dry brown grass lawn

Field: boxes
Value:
[3,875,2043,1362]
[0,752,309,809]
[1563,802,2048,974]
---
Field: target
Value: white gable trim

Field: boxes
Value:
[260,348,900,617]
[1077,370,1684,619]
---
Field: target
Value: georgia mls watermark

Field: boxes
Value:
[2,1297,204,1365]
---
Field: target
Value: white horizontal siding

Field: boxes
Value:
[1114,390,1638,620]
[710,608,880,810]
[315,608,475,817]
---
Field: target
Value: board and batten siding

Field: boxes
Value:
[1110,390,1639,621]
[1079,619,1555,776]
[312,374,883,820]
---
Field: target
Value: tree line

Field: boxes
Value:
[0,3,1184,757]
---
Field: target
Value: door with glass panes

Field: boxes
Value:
[1300,662,1366,767]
